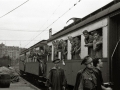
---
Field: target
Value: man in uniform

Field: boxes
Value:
[74,56,97,90]
[46,59,67,90]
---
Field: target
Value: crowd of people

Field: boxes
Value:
[83,30,102,59]
[46,56,112,90]
[74,56,112,90]
[46,30,111,90]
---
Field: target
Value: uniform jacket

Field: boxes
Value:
[74,68,97,90]
[46,67,67,90]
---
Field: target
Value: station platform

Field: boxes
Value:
[0,77,41,90]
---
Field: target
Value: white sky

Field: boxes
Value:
[0,0,113,48]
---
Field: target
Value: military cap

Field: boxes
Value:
[53,59,60,63]
[81,56,93,65]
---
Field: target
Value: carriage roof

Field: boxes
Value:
[20,40,47,55]
[48,1,120,42]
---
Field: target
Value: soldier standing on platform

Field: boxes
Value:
[46,59,67,90]
[74,56,97,90]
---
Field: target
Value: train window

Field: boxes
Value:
[71,36,81,60]
[25,55,29,62]
[52,39,68,60]
[52,40,59,60]
[61,40,68,60]
[87,28,103,58]
[24,53,27,62]
[29,48,37,62]
[93,29,103,58]
[20,54,25,62]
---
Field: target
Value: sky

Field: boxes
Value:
[0,0,113,48]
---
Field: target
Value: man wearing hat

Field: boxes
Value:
[74,56,97,90]
[83,30,95,58]
[46,59,67,90]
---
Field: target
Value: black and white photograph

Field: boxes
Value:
[0,0,119,90]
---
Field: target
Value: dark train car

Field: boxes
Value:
[19,40,48,83]
[46,1,120,89]
[0,57,11,67]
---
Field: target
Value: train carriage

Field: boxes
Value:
[46,1,120,89]
[19,1,120,90]
[19,40,48,83]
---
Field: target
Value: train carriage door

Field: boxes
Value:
[109,13,120,90]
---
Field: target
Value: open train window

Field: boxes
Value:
[53,45,58,60]
[71,35,81,60]
[88,28,103,58]
[52,39,68,60]
[61,40,68,60]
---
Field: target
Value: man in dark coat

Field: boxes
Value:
[47,59,67,90]
[74,56,97,90]
[93,58,112,90]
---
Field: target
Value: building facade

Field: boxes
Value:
[0,43,25,61]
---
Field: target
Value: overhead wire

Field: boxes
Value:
[0,40,40,41]
[0,0,81,48]
[0,0,63,47]
[0,0,30,47]
[24,0,65,47]
[0,0,63,32]
[0,0,65,47]
[0,29,58,32]
[24,0,82,48]
[26,0,65,41]
[0,0,29,18]
[36,0,65,32]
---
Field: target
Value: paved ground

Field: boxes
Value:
[0,77,41,90]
